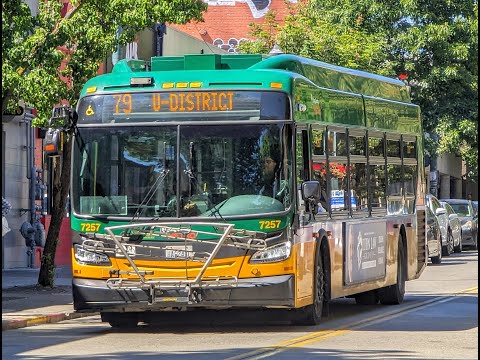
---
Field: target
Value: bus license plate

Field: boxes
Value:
[153,290,189,304]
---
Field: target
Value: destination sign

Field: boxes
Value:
[77,91,290,123]
[112,91,234,114]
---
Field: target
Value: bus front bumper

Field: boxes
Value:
[73,275,295,312]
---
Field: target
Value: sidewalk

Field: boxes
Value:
[2,265,97,331]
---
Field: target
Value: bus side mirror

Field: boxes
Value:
[49,106,77,129]
[301,181,321,216]
[301,181,320,203]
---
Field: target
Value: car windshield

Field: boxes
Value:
[71,124,293,218]
[448,203,471,216]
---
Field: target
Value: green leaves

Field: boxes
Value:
[2,0,207,125]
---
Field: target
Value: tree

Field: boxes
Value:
[2,0,207,287]
[238,0,478,180]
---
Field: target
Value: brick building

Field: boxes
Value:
[170,0,298,53]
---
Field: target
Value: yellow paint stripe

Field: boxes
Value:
[223,285,478,360]
[460,286,478,294]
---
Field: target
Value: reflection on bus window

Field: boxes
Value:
[368,137,384,157]
[329,162,348,211]
[387,164,403,214]
[349,134,366,156]
[312,128,326,155]
[350,163,368,212]
[386,139,401,157]
[327,130,347,157]
[404,165,417,214]
[370,164,386,209]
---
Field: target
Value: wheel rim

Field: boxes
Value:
[449,234,454,253]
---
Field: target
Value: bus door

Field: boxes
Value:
[294,125,316,301]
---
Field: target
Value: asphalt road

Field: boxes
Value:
[3,250,478,360]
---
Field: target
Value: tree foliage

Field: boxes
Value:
[238,0,478,180]
[2,0,207,286]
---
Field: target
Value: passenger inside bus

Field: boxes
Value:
[258,147,287,201]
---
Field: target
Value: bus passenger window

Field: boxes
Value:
[403,140,417,158]
[349,134,366,156]
[312,161,328,212]
[329,161,348,211]
[386,139,401,157]
[387,164,403,214]
[370,164,386,210]
[350,163,368,212]
[327,130,347,157]
[368,137,384,157]
[311,128,326,155]
[404,165,417,214]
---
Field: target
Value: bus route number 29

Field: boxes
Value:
[259,220,281,230]
[80,223,101,232]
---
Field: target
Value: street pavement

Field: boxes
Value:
[2,265,96,331]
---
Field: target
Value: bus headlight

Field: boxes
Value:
[249,241,291,264]
[74,245,111,266]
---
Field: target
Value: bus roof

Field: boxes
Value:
[81,54,410,103]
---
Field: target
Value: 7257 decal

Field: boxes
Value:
[80,223,101,232]
[259,220,281,230]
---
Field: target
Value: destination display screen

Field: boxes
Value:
[77,91,290,123]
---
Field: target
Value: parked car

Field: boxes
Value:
[473,201,478,214]
[440,199,478,250]
[426,204,443,264]
[440,201,463,253]
[426,194,452,256]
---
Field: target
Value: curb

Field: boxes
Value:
[2,312,98,331]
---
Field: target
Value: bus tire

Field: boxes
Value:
[102,312,139,328]
[378,235,406,305]
[292,240,325,325]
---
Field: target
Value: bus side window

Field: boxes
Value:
[349,130,367,213]
[370,163,386,211]
[403,137,417,214]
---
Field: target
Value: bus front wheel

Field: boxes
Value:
[378,236,406,305]
[292,242,326,325]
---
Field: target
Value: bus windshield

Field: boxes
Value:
[71,124,292,218]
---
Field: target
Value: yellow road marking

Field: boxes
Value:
[223,286,478,360]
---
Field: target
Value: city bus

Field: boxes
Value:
[52,53,427,327]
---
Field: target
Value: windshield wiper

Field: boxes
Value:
[208,199,228,222]
[124,143,170,236]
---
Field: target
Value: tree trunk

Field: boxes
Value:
[38,130,73,287]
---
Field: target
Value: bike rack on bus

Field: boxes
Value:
[81,222,268,304]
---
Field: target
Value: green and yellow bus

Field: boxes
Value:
[62,53,427,327]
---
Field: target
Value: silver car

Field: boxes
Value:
[441,199,478,250]
[426,194,452,256]
[426,204,443,264]
[440,201,463,253]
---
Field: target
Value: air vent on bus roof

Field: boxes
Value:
[150,54,265,71]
